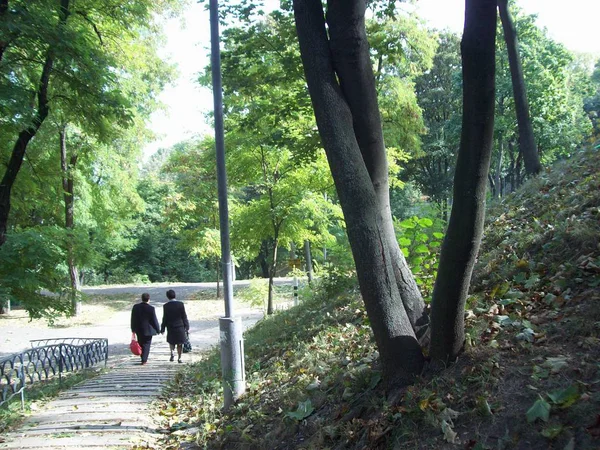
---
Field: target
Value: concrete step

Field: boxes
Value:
[0,432,161,449]
[5,422,164,436]
[23,412,157,427]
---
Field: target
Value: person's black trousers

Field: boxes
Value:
[138,335,153,363]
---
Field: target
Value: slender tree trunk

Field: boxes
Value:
[304,239,313,283]
[258,244,270,279]
[430,0,497,364]
[498,0,541,176]
[494,135,504,199]
[508,141,516,192]
[326,0,428,339]
[266,237,279,315]
[216,255,221,298]
[516,150,523,187]
[488,173,496,198]
[0,0,70,246]
[293,0,424,385]
[59,126,81,316]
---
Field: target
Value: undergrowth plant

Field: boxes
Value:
[395,215,445,299]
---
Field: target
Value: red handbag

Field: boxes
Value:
[130,333,142,356]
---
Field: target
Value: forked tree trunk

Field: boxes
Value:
[59,126,81,316]
[430,0,497,363]
[325,0,428,341]
[293,0,424,385]
[498,0,541,176]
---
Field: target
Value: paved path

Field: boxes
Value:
[1,341,179,449]
[0,295,265,449]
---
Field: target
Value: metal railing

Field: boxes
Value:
[0,337,108,409]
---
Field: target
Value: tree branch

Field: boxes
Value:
[75,10,103,45]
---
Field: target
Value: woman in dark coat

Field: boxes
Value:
[160,289,189,363]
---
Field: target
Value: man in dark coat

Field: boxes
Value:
[131,293,161,365]
[161,289,189,363]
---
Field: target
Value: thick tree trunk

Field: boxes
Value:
[498,0,541,176]
[430,0,497,363]
[293,0,424,385]
[0,0,69,246]
[60,126,81,316]
[304,239,313,283]
[326,0,428,339]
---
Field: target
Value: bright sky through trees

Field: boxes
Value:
[144,0,600,158]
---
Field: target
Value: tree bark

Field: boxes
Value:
[516,149,522,187]
[430,0,497,363]
[60,125,81,316]
[508,141,516,192]
[266,236,279,315]
[304,239,313,283]
[258,242,270,279]
[0,0,70,246]
[326,0,428,339]
[216,255,221,299]
[293,0,424,385]
[498,0,541,176]
[494,134,504,199]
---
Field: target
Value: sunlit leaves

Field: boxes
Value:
[395,215,444,297]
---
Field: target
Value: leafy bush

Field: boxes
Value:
[237,278,269,310]
[395,215,445,299]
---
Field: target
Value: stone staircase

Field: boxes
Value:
[0,342,184,450]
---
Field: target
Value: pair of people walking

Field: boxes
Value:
[130,289,189,365]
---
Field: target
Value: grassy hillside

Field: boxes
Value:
[156,148,600,449]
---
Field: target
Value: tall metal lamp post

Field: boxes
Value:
[209,0,246,409]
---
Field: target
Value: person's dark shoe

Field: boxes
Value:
[178,359,182,363]
[141,361,147,365]
[169,354,175,362]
